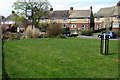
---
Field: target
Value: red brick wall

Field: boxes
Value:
[66,23,90,30]
[112,28,120,31]
[94,22,103,30]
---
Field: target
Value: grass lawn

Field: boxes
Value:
[3,38,118,78]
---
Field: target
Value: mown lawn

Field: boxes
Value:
[3,38,118,78]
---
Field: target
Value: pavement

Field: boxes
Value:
[77,35,119,40]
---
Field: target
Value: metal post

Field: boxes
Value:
[100,33,109,55]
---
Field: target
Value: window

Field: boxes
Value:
[62,24,67,28]
[115,16,120,19]
[86,24,89,27]
[113,23,119,28]
[62,19,67,21]
[41,18,45,21]
[71,24,76,28]
[96,17,100,20]
[51,19,55,21]
[84,18,88,21]
[71,19,77,21]
[82,24,85,30]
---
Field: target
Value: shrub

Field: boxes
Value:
[39,22,48,32]
[32,27,40,38]
[10,26,17,32]
[47,23,64,36]
[25,25,40,38]
[2,33,20,41]
[81,30,93,36]
[25,26,33,38]
[57,34,66,39]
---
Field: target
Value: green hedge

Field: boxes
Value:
[81,30,93,36]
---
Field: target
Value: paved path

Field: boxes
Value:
[77,35,119,40]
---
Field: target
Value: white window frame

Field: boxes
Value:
[62,24,67,28]
[84,18,88,21]
[82,24,85,30]
[71,24,76,28]
[71,19,77,22]
[41,18,45,22]
[96,17,100,20]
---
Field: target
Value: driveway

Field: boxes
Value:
[77,35,119,40]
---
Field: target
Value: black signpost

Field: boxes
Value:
[100,33,109,55]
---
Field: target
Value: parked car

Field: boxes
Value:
[63,30,78,37]
[70,31,78,37]
[63,31,71,37]
[98,31,117,38]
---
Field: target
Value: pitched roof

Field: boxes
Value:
[0,16,5,22]
[69,10,91,18]
[42,9,91,19]
[4,13,19,21]
[51,10,70,19]
[96,6,120,17]
[113,6,120,16]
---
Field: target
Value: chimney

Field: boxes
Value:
[70,7,73,10]
[50,8,53,11]
[90,6,92,11]
[12,11,15,14]
[117,1,120,6]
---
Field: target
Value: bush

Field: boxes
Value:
[32,27,40,38]
[25,26,40,38]
[81,30,93,36]
[10,26,17,32]
[25,26,33,38]
[3,33,20,41]
[57,34,66,39]
[47,23,64,36]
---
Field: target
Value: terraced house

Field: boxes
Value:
[40,6,94,31]
[94,1,120,31]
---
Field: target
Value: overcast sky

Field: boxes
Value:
[0,0,119,17]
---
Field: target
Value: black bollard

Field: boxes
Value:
[100,33,109,55]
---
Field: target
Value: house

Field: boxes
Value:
[1,11,28,32]
[1,11,19,31]
[94,2,120,31]
[0,15,5,25]
[40,6,94,31]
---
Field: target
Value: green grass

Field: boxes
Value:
[3,38,118,78]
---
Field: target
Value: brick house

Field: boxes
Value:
[94,2,120,31]
[40,6,94,31]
